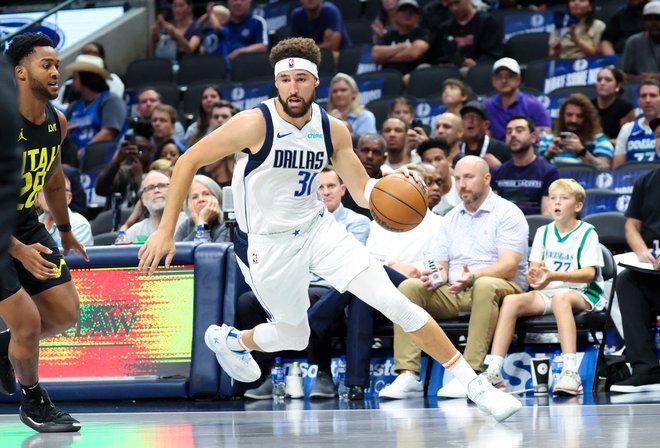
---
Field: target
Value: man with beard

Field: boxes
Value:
[381,117,409,172]
[416,138,461,216]
[492,116,559,216]
[138,38,522,422]
[124,171,187,243]
[2,33,88,433]
[379,156,528,400]
[342,133,386,218]
[433,113,464,166]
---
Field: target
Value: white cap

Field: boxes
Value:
[492,57,521,76]
[644,2,660,16]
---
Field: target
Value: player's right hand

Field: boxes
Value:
[16,243,58,280]
[137,230,176,275]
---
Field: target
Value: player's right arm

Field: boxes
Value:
[138,109,265,274]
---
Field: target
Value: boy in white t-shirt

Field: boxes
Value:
[484,179,606,396]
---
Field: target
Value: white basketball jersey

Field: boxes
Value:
[233,98,332,235]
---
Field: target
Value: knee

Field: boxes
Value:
[551,293,571,313]
[12,315,41,347]
[287,325,311,351]
[500,294,522,316]
[472,277,500,301]
[398,279,426,306]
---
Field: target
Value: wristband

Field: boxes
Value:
[57,222,72,232]
[363,178,378,203]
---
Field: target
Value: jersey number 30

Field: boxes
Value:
[294,170,318,197]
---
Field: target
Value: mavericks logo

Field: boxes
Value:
[0,19,65,51]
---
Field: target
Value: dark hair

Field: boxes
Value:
[442,78,471,99]
[416,138,450,159]
[270,37,321,68]
[155,138,181,160]
[82,41,106,60]
[6,32,55,66]
[193,85,224,145]
[138,86,163,100]
[597,66,625,96]
[639,78,660,93]
[568,0,596,27]
[78,71,109,93]
[506,115,536,133]
[388,97,413,117]
[212,99,239,116]
[558,93,602,140]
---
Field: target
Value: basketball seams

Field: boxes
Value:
[372,186,426,219]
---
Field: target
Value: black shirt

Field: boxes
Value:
[626,167,660,246]
[430,12,503,66]
[601,5,645,54]
[592,97,634,140]
[461,136,512,164]
[378,27,431,75]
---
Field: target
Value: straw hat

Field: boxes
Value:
[63,54,111,80]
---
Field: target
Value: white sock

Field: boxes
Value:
[225,327,251,353]
[562,353,577,372]
[443,351,478,390]
[487,355,504,374]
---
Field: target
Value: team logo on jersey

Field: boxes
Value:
[17,128,27,142]
[288,58,295,68]
[48,123,57,133]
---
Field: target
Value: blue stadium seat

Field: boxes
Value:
[582,188,629,216]
[613,162,660,193]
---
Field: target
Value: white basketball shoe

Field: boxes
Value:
[467,375,522,422]
[204,324,261,383]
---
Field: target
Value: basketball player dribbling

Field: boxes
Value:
[0,33,88,433]
[138,38,521,421]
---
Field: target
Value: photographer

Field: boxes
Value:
[538,93,613,170]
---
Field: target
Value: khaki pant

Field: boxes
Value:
[395,276,524,373]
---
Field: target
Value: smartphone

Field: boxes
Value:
[410,119,423,130]
[559,132,572,139]
[125,129,136,146]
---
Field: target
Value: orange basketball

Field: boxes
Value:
[369,174,427,232]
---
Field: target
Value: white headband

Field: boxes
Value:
[274,57,319,79]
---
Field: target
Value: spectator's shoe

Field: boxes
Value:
[19,389,81,433]
[483,369,506,390]
[244,375,273,400]
[467,375,522,423]
[553,370,583,396]
[348,385,364,401]
[378,372,423,399]
[310,371,336,398]
[0,353,16,395]
[437,377,467,398]
[610,372,660,393]
[204,324,260,383]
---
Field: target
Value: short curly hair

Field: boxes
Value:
[6,32,54,67]
[269,37,321,68]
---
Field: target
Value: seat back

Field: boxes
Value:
[525,214,553,246]
[337,46,363,76]
[356,69,404,97]
[407,65,462,99]
[505,33,550,64]
[583,212,628,254]
[466,63,494,97]
[583,188,629,216]
[556,163,599,189]
[125,58,174,89]
[230,52,272,82]
[345,20,373,45]
[178,55,227,86]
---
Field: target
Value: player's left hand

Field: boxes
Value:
[448,263,472,294]
[387,166,427,191]
[60,231,89,262]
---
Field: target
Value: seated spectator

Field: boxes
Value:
[459,100,511,169]
[371,0,430,83]
[327,73,377,134]
[151,104,187,154]
[420,0,452,39]
[388,97,415,124]
[379,156,527,400]
[134,87,185,141]
[125,171,187,243]
[197,3,230,56]
[156,138,184,166]
[492,116,559,215]
[429,0,503,73]
[63,55,127,158]
[151,0,201,61]
[433,112,464,165]
[54,41,124,111]
[416,138,461,216]
[381,117,410,172]
[372,0,401,41]
[613,80,660,168]
[37,176,93,248]
[483,57,551,141]
[610,129,660,393]
[198,100,239,187]
[343,134,387,218]
[600,0,647,56]
[289,0,352,52]
[442,78,470,117]
[592,67,635,144]
[184,85,223,147]
[620,2,660,82]
[548,0,605,59]
[539,93,614,170]
[174,175,231,242]
[485,179,605,396]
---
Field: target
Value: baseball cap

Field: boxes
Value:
[643,2,660,16]
[460,100,488,120]
[397,0,420,11]
[492,57,521,76]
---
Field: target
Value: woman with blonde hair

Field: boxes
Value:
[327,73,377,134]
[174,175,231,242]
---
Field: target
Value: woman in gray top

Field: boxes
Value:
[174,175,231,242]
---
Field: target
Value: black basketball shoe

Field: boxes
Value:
[19,389,81,433]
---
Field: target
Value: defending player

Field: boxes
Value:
[0,33,88,433]
[138,38,522,421]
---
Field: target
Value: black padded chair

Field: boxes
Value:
[526,214,554,246]
[583,212,628,254]
[269,25,290,49]
[181,80,234,122]
[177,55,227,86]
[523,59,547,92]
[549,85,597,101]
[407,65,462,99]
[124,58,174,89]
[466,63,494,97]
[356,69,404,97]
[80,140,117,173]
[230,52,272,82]
[90,208,134,235]
[93,231,119,246]
[505,33,550,65]
[345,20,374,45]
[319,48,335,76]
[365,95,417,131]
[337,46,363,76]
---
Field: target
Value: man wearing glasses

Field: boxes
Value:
[125,171,186,243]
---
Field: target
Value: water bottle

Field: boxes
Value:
[423,251,444,287]
[337,355,348,400]
[285,361,304,399]
[114,230,130,245]
[193,225,210,244]
[550,351,563,392]
[271,357,286,400]
[655,316,660,359]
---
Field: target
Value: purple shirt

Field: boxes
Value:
[483,91,551,141]
[491,156,559,215]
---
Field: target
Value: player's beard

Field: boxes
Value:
[30,76,58,101]
[277,91,316,118]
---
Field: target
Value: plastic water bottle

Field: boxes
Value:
[114,230,130,245]
[271,357,286,400]
[423,251,444,287]
[337,355,348,400]
[655,316,660,359]
[193,225,210,244]
[285,361,304,399]
[550,351,563,392]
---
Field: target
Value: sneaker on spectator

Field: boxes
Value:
[244,375,273,400]
[467,375,522,423]
[483,369,505,390]
[553,370,583,396]
[310,371,336,398]
[204,324,260,383]
[610,372,660,393]
[378,372,423,399]
[436,377,466,398]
